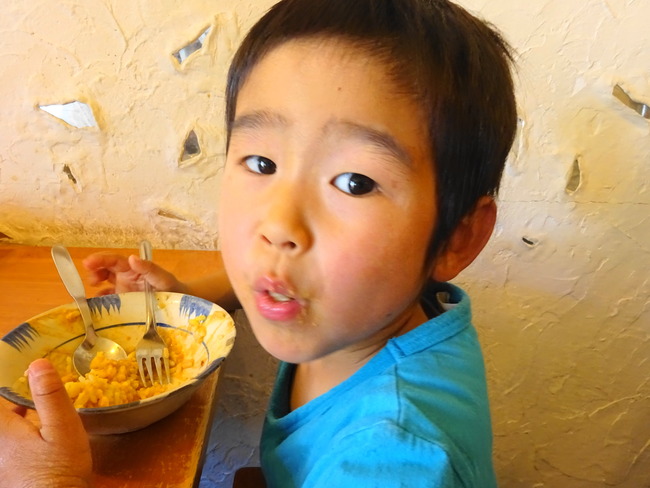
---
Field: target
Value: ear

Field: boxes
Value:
[431,196,497,282]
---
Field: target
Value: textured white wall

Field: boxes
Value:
[457,1,650,486]
[1,1,649,487]
[0,0,276,249]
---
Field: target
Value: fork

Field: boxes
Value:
[135,240,171,386]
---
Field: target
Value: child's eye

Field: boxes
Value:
[332,172,377,196]
[244,155,276,175]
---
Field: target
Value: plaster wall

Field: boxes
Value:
[1,1,648,487]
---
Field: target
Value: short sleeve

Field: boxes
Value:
[300,421,466,488]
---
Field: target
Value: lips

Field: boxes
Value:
[253,276,304,321]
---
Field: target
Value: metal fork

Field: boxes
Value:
[135,240,171,386]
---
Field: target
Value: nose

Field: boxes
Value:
[258,184,313,254]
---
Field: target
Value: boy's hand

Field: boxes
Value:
[83,252,185,295]
[0,359,93,488]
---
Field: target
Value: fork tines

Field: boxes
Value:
[137,348,171,386]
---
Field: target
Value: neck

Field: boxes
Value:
[289,301,428,410]
[289,352,371,410]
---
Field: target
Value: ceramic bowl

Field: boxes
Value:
[0,292,235,434]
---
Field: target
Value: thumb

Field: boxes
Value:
[27,359,85,442]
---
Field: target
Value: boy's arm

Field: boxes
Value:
[297,422,477,488]
[84,251,240,311]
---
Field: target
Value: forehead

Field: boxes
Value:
[233,38,432,165]
[239,37,404,106]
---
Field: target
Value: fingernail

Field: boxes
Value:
[27,358,54,377]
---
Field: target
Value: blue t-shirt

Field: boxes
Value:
[260,283,496,488]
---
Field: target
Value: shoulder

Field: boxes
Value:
[325,352,494,486]
[386,282,487,402]
[304,421,464,487]
[333,284,495,486]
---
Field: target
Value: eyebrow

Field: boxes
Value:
[324,119,413,167]
[231,111,412,166]
[231,110,289,133]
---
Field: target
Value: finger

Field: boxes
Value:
[128,255,180,292]
[27,359,86,442]
[84,253,142,292]
[97,287,117,296]
[86,267,111,285]
[82,253,131,276]
[82,252,129,269]
[83,257,127,286]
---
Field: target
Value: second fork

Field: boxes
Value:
[136,240,171,386]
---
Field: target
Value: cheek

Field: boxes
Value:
[218,180,246,268]
[320,233,425,300]
[319,243,425,333]
[218,168,248,234]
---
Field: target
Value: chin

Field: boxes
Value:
[261,340,313,364]
[252,330,320,364]
[244,307,333,364]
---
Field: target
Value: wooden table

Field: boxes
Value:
[0,244,224,487]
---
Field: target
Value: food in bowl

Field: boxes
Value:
[0,291,236,434]
[13,314,209,409]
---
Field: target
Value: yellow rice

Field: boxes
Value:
[43,316,208,409]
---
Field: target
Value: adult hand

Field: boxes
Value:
[0,359,92,488]
[83,252,186,295]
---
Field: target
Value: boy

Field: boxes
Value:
[0,0,516,486]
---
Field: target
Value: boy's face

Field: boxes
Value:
[219,39,437,365]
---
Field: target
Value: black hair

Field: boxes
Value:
[225,0,517,263]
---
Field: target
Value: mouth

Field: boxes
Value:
[268,290,293,302]
[253,276,304,321]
